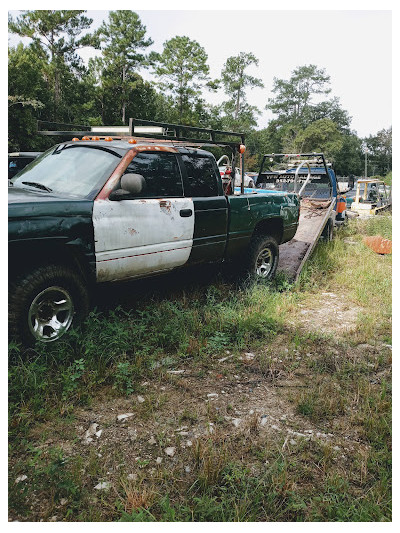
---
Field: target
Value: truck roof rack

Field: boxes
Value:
[37,119,245,150]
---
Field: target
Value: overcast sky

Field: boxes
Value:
[8,6,392,138]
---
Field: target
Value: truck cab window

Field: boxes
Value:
[125,152,183,198]
[181,155,219,197]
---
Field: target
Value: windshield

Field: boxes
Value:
[11,144,122,198]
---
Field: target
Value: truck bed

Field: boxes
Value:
[278,198,335,281]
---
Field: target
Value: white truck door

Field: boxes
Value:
[93,151,194,282]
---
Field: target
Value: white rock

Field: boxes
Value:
[60,498,68,506]
[185,466,191,473]
[94,482,111,491]
[232,418,242,427]
[164,447,176,457]
[117,413,134,422]
[186,440,193,447]
[167,370,185,374]
[127,473,137,480]
[15,475,27,484]
[95,430,103,439]
[148,436,157,445]
[84,423,99,439]
[156,457,162,464]
[218,355,233,363]
[137,395,145,403]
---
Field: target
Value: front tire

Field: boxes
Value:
[9,264,89,346]
[245,235,279,280]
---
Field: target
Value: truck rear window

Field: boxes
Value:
[182,155,219,197]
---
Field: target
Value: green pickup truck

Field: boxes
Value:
[9,127,300,345]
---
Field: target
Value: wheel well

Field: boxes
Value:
[252,218,284,244]
[8,241,94,283]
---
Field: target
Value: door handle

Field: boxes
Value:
[180,208,193,217]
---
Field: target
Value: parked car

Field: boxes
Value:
[8,152,42,180]
[9,127,300,345]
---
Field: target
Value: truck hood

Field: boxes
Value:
[8,186,93,219]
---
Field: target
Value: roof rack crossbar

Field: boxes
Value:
[36,119,245,149]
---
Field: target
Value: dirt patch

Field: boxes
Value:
[294,292,364,334]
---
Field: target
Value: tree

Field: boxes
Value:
[301,97,352,133]
[266,64,331,126]
[8,10,93,119]
[152,36,210,123]
[364,127,392,175]
[293,119,344,160]
[220,52,264,131]
[8,44,51,151]
[333,133,363,176]
[94,10,153,124]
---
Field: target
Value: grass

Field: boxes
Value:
[8,214,391,522]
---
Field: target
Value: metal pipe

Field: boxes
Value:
[241,152,245,194]
[294,161,311,194]
[298,163,312,197]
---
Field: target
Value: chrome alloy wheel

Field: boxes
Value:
[255,246,274,278]
[28,286,74,342]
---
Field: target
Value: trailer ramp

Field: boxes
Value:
[278,198,335,281]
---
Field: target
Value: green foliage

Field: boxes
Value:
[62,358,86,400]
[267,64,331,125]
[364,127,392,175]
[153,35,210,122]
[8,10,93,122]
[294,118,344,160]
[220,52,263,131]
[333,133,363,175]
[93,10,153,124]
[7,11,391,177]
[114,361,135,396]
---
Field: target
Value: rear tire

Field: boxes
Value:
[245,234,279,280]
[9,264,89,346]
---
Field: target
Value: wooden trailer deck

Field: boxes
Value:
[278,198,335,281]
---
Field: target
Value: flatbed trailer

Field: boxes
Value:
[254,153,339,282]
[278,197,335,280]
